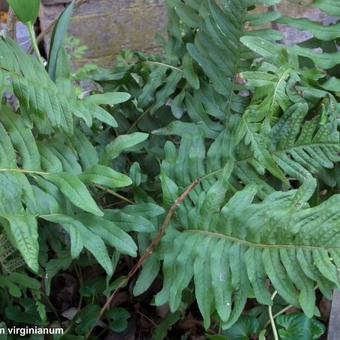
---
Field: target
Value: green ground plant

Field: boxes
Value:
[1,0,340,338]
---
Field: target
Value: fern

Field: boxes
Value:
[0,38,156,276]
[237,98,340,183]
[135,136,340,328]
[269,100,340,182]
[131,0,340,331]
[276,1,340,70]
[154,95,340,195]
[0,38,117,133]
[136,0,283,132]
[2,0,340,336]
[157,174,340,329]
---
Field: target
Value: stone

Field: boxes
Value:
[0,0,8,12]
[40,0,167,68]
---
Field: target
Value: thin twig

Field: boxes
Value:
[126,108,150,134]
[269,291,279,340]
[263,285,319,334]
[263,304,293,331]
[28,23,45,64]
[94,184,135,205]
[85,177,201,339]
[143,61,183,73]
[137,311,157,328]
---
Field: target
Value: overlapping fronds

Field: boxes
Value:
[156,173,340,329]
[132,1,340,327]
[0,105,153,274]
[0,38,117,133]
[154,93,340,194]
[135,139,340,328]
[276,0,340,70]
[237,100,340,183]
[137,0,283,133]
[2,0,340,335]
[0,38,161,276]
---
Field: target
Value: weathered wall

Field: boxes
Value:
[40,0,334,68]
[40,0,167,68]
[0,0,8,11]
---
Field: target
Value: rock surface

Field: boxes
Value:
[40,0,339,68]
[40,0,167,68]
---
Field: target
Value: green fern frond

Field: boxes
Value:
[143,94,340,327]
[139,167,340,329]
[270,101,340,182]
[236,100,340,183]
[311,0,340,15]
[0,38,117,133]
[244,0,340,72]
[154,121,275,198]
[0,37,155,275]
[139,0,283,130]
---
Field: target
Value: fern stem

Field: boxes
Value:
[94,184,135,205]
[0,170,136,206]
[0,168,49,176]
[200,168,224,180]
[126,107,151,134]
[185,229,340,251]
[269,291,279,340]
[262,304,293,333]
[144,61,183,73]
[272,305,293,321]
[27,23,44,65]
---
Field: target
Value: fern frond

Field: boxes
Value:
[139,166,340,329]
[245,1,340,72]
[141,98,340,327]
[236,35,340,185]
[236,100,340,183]
[0,38,154,274]
[0,38,117,133]
[139,0,283,130]
[277,16,340,41]
[311,0,340,15]
[154,121,275,198]
[240,63,293,118]
[270,101,340,182]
